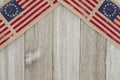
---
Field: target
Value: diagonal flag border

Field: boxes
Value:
[58,0,120,49]
[0,0,120,50]
[0,0,59,50]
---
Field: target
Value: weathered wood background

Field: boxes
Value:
[0,0,120,80]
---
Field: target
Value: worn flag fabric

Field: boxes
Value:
[0,0,58,50]
[59,0,120,48]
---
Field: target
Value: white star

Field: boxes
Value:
[7,14,9,16]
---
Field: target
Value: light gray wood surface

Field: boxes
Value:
[53,6,80,80]
[0,0,120,80]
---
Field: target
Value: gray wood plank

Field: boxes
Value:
[106,1,120,80]
[80,21,106,80]
[106,42,120,80]
[24,12,54,80]
[53,6,80,80]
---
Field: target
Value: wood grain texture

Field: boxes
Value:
[53,6,80,80]
[106,42,120,80]
[0,0,120,80]
[80,21,106,80]
[24,12,54,80]
[0,30,24,80]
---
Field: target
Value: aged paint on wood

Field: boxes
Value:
[0,0,120,80]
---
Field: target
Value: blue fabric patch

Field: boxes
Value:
[99,0,120,21]
[0,0,23,22]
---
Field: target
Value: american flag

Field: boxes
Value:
[0,0,58,49]
[59,0,120,48]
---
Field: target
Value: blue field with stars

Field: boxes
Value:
[0,0,23,22]
[99,0,120,21]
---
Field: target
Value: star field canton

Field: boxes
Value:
[99,1,120,21]
[1,1,23,22]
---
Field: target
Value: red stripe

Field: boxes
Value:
[90,20,120,44]
[0,37,10,46]
[71,0,90,15]
[53,0,57,4]
[21,0,35,10]
[93,0,99,4]
[0,31,11,40]
[13,1,48,29]
[92,16,120,39]
[0,27,8,34]
[96,13,120,33]
[113,21,120,27]
[115,17,120,23]
[0,20,2,23]
[86,0,95,7]
[64,0,86,18]
[78,0,93,11]
[19,0,28,7]
[16,5,51,33]
[0,34,13,46]
[11,0,43,26]
[113,15,120,28]
[0,23,5,28]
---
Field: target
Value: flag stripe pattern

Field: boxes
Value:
[63,0,99,18]
[59,0,120,48]
[90,12,120,44]
[10,0,51,33]
[0,0,58,49]
[0,19,13,46]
